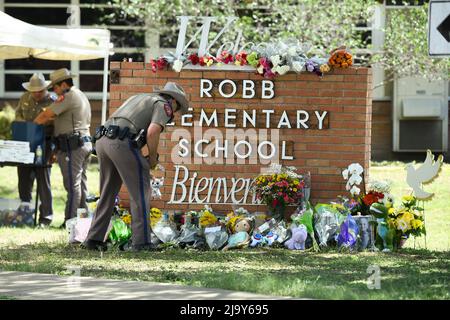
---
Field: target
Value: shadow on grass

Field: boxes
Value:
[1,244,448,299]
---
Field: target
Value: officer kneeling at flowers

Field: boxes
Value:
[82,82,189,251]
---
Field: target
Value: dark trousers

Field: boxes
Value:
[17,165,53,223]
[86,137,152,246]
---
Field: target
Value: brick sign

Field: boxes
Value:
[109,62,372,213]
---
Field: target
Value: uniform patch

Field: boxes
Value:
[163,103,173,118]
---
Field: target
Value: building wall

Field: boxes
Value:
[371,100,450,162]
[109,62,373,213]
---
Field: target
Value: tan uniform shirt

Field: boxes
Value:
[48,87,91,137]
[16,92,55,122]
[106,93,173,132]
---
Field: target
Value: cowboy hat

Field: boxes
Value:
[49,68,76,87]
[22,73,51,92]
[154,82,189,114]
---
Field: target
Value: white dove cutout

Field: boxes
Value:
[406,150,444,200]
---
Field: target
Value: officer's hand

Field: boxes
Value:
[148,155,158,170]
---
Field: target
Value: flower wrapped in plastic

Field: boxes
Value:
[336,214,359,250]
[176,212,205,249]
[152,212,179,243]
[109,218,132,247]
[204,222,229,250]
[313,203,345,248]
[328,46,353,68]
[291,202,319,251]
[199,205,218,229]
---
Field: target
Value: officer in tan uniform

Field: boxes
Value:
[34,68,92,227]
[82,82,189,251]
[16,73,55,225]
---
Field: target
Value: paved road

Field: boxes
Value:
[0,271,294,300]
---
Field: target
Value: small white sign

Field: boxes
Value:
[204,226,222,234]
[428,1,450,56]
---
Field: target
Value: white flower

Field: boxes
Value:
[342,169,349,180]
[346,180,351,191]
[368,180,391,194]
[350,185,361,196]
[172,59,183,72]
[292,61,304,72]
[270,55,281,67]
[348,163,364,175]
[257,65,264,74]
[274,65,290,75]
[348,174,362,185]
[397,219,409,233]
[288,47,297,56]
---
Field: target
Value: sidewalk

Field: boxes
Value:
[0,271,293,300]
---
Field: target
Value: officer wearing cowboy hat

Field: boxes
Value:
[15,73,56,226]
[82,82,189,251]
[34,68,92,228]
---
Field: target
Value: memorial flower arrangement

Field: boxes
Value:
[328,46,353,68]
[199,206,218,228]
[387,195,425,238]
[149,39,349,79]
[253,165,305,221]
[149,207,163,228]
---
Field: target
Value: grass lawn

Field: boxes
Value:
[0,161,449,299]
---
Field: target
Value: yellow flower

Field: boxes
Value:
[388,208,396,216]
[200,210,217,227]
[293,188,297,192]
[411,219,423,229]
[396,218,410,232]
[149,207,163,227]
[402,211,414,223]
[402,195,414,202]
[122,214,132,225]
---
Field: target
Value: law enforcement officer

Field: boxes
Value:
[15,73,55,226]
[34,68,92,227]
[82,82,189,251]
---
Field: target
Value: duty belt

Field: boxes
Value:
[94,125,146,148]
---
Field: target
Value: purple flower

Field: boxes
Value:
[306,62,315,72]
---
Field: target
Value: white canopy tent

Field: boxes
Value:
[0,10,113,124]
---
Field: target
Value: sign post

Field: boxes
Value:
[428,0,450,57]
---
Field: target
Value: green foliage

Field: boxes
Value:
[0,105,15,140]
[107,0,376,56]
[372,3,450,82]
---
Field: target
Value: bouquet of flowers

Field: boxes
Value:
[253,165,305,221]
[328,46,353,68]
[341,162,394,216]
[387,195,425,243]
[199,205,218,228]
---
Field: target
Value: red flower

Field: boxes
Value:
[272,199,279,208]
[199,56,207,66]
[218,50,234,64]
[188,53,199,65]
[362,192,383,206]
[150,57,167,73]
[235,52,248,65]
